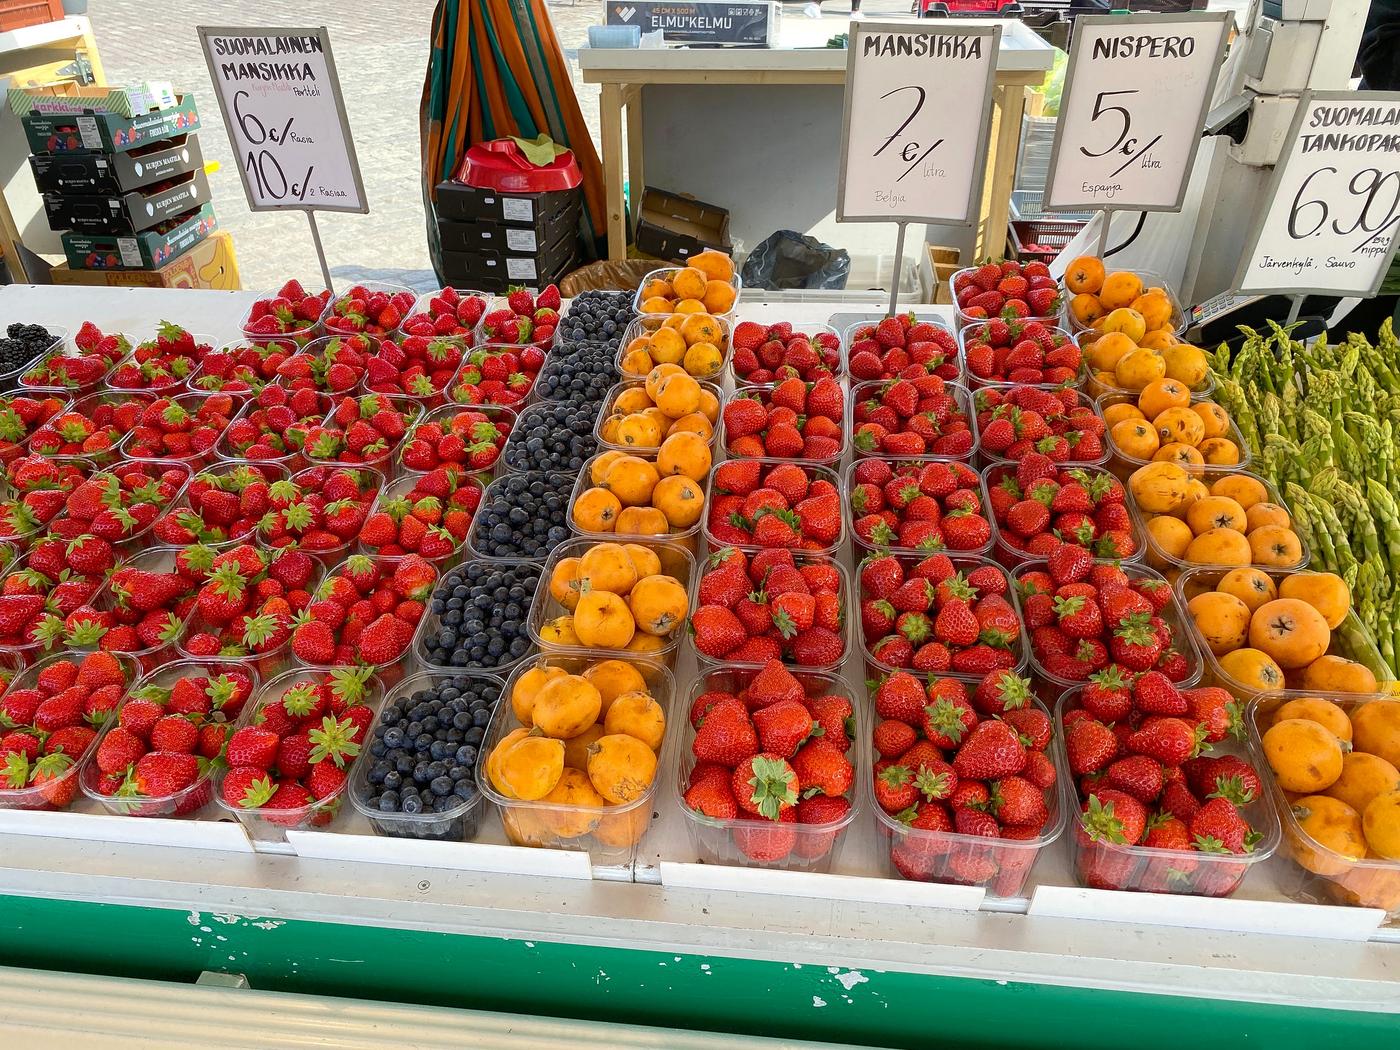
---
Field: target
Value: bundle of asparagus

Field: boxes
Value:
[1210,319,1400,670]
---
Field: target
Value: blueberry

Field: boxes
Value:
[383,770,402,791]
[402,794,423,814]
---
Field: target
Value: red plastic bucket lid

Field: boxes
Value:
[455,138,581,193]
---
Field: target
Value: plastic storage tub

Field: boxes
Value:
[1096,391,1249,478]
[356,470,480,567]
[1062,268,1188,337]
[413,560,543,679]
[718,382,848,467]
[395,402,517,480]
[846,379,974,460]
[272,334,382,395]
[155,460,291,550]
[568,450,711,551]
[402,288,487,343]
[956,321,1079,389]
[726,321,842,387]
[617,313,732,383]
[846,458,994,561]
[0,325,67,393]
[214,389,332,469]
[461,470,574,564]
[187,338,300,394]
[972,384,1110,471]
[678,666,862,872]
[238,284,327,347]
[840,315,962,385]
[69,546,201,676]
[948,267,1060,330]
[631,265,742,317]
[320,280,417,339]
[703,458,844,557]
[304,393,423,473]
[982,461,1145,569]
[479,653,675,865]
[251,463,384,565]
[593,379,723,456]
[116,390,245,466]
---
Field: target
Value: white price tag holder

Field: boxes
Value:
[1045,12,1231,253]
[837,21,1000,313]
[198,25,368,290]
[1236,90,1400,321]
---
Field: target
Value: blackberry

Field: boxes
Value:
[502,400,598,473]
[468,470,571,560]
[360,674,502,839]
[422,559,541,670]
[0,324,59,390]
[563,290,634,348]
[535,340,618,406]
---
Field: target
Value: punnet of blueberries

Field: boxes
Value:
[562,290,634,348]
[0,324,60,388]
[502,400,598,473]
[467,472,571,560]
[420,559,541,670]
[534,340,618,406]
[358,674,503,840]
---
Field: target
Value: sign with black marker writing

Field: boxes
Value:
[1236,90,1400,297]
[837,21,1000,226]
[1044,12,1230,213]
[198,26,366,213]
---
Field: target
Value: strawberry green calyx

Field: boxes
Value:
[132,683,172,704]
[238,614,281,650]
[357,394,382,419]
[308,714,361,769]
[2,752,28,789]
[237,774,277,810]
[280,682,321,717]
[1080,793,1130,844]
[738,755,798,820]
[281,501,315,533]
[924,697,970,745]
[330,665,373,704]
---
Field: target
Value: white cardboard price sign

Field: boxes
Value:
[1236,90,1400,297]
[836,21,1000,226]
[1045,12,1231,213]
[198,26,367,213]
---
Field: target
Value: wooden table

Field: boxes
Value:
[578,21,1055,263]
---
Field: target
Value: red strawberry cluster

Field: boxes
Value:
[364,334,466,401]
[850,376,973,457]
[860,553,1022,675]
[189,338,296,394]
[706,459,841,551]
[153,463,284,548]
[275,335,374,394]
[220,667,375,825]
[975,387,1106,465]
[400,287,487,339]
[480,285,561,347]
[962,319,1081,385]
[61,550,206,656]
[683,661,855,864]
[730,322,841,383]
[220,386,328,463]
[181,544,317,660]
[21,325,125,391]
[846,315,960,383]
[0,532,111,654]
[451,344,546,407]
[243,280,331,342]
[1066,672,1259,895]
[1,393,76,461]
[690,549,845,668]
[954,261,1060,321]
[358,468,479,560]
[849,458,990,553]
[721,377,844,462]
[0,455,89,543]
[53,461,188,543]
[290,554,435,667]
[987,464,1135,561]
[1018,556,1193,684]
[109,322,207,391]
[323,284,416,337]
[304,394,416,467]
[400,407,511,473]
[871,670,1057,893]
[91,664,256,813]
[256,465,379,555]
[0,651,132,809]
[123,393,239,461]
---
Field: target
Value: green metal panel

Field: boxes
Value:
[1,894,1396,1047]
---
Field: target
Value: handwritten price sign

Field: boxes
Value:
[198,26,366,213]
[837,21,1000,226]
[1045,12,1230,213]
[1237,90,1400,297]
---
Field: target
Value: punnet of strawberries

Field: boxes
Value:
[4,393,91,461]
[289,554,435,667]
[364,333,467,401]
[153,463,287,548]
[682,661,856,865]
[870,669,1058,893]
[274,334,375,394]
[220,666,377,826]
[220,386,329,463]
[108,321,207,391]
[705,459,842,552]
[0,650,134,809]
[358,468,480,560]
[180,544,319,660]
[1065,671,1264,895]
[89,662,256,813]
[1016,554,1196,685]
[122,393,240,461]
[256,464,380,555]
[953,260,1061,321]
[304,394,418,467]
[189,338,297,394]
[850,376,973,458]
[986,464,1137,561]
[450,343,546,407]
[690,548,845,669]
[0,535,113,654]
[974,386,1107,465]
[242,280,331,342]
[859,552,1024,676]
[846,315,960,383]
[0,454,89,543]
[481,285,561,348]
[962,318,1082,386]
[400,287,487,339]
[60,548,205,656]
[54,460,188,543]
[399,406,512,474]
[729,321,842,383]
[721,377,845,463]
[323,284,416,337]
[21,323,125,391]
[849,458,991,554]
